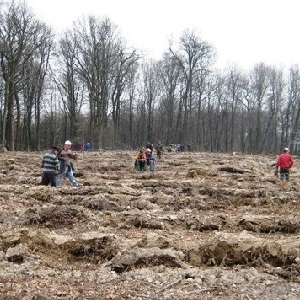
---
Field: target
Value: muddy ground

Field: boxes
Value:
[0,150,300,299]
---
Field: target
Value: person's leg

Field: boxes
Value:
[286,170,290,181]
[49,174,57,187]
[66,165,78,186]
[149,160,154,171]
[56,165,66,187]
[41,173,50,186]
[280,169,289,181]
[138,160,143,171]
[56,174,62,186]
[134,160,138,170]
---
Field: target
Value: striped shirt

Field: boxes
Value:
[42,153,59,173]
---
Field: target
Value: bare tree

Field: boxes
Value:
[262,67,284,153]
[222,66,247,152]
[204,74,221,151]
[246,63,268,154]
[285,65,300,152]
[169,30,215,144]
[140,61,160,143]
[156,53,181,145]
[72,16,126,149]
[0,1,52,150]
[55,30,86,145]
[120,63,139,147]
[109,47,139,147]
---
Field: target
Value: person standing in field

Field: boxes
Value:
[41,146,60,187]
[56,140,78,187]
[156,142,163,160]
[146,141,153,152]
[275,147,293,181]
[145,148,155,171]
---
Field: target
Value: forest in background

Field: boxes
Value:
[1,1,300,154]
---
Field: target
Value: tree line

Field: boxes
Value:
[1,1,300,154]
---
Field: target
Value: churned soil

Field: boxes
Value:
[0,150,300,299]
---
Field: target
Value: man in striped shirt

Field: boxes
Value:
[41,146,60,187]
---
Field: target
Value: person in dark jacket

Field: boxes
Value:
[275,147,294,181]
[156,142,163,160]
[41,146,60,187]
[146,141,153,152]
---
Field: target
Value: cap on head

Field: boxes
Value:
[146,148,152,153]
[51,146,59,151]
[65,140,72,145]
[284,147,289,152]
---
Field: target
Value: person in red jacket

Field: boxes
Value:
[275,147,293,181]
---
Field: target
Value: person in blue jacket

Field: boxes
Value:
[84,142,91,151]
[145,148,155,171]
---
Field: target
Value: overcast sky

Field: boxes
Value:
[25,0,300,69]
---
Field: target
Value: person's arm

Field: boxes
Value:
[55,158,60,172]
[70,151,76,160]
[57,150,64,161]
[276,155,281,168]
[275,156,280,176]
[290,156,294,168]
